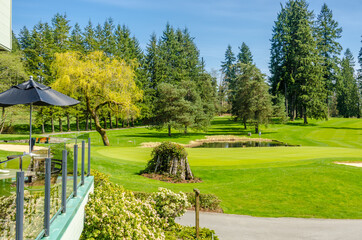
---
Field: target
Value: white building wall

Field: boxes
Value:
[0,0,12,51]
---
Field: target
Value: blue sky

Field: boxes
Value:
[12,0,362,77]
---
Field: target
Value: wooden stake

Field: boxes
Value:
[194,188,200,239]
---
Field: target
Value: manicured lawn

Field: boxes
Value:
[2,117,362,218]
[84,117,362,219]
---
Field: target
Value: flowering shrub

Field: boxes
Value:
[82,170,218,239]
[81,172,167,240]
[150,187,190,222]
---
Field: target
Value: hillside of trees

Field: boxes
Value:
[0,0,361,145]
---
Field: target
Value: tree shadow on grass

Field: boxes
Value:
[320,126,362,131]
[118,132,206,139]
[285,122,317,127]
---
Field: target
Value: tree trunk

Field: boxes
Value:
[103,116,107,129]
[185,157,193,180]
[180,157,185,180]
[109,113,113,129]
[255,122,259,134]
[59,117,63,132]
[51,117,54,133]
[154,156,161,173]
[67,113,70,131]
[172,158,178,175]
[76,115,80,131]
[284,80,288,118]
[131,117,134,127]
[89,116,92,130]
[41,121,45,134]
[184,126,187,134]
[116,116,119,128]
[243,119,247,129]
[168,125,171,137]
[85,113,89,131]
[0,107,5,134]
[127,118,130,128]
[303,106,308,124]
[94,113,109,146]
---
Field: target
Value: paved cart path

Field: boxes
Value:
[175,211,362,240]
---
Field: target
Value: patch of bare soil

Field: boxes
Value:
[141,173,203,183]
[334,162,362,168]
[140,135,272,148]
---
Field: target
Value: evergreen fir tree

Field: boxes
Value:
[70,23,84,52]
[315,3,342,114]
[51,13,71,52]
[269,0,327,123]
[336,49,359,117]
[83,20,98,52]
[237,42,253,64]
[220,45,236,110]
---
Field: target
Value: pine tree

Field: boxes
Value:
[358,36,362,117]
[69,23,84,52]
[237,42,253,64]
[146,24,216,134]
[232,63,272,132]
[51,13,71,52]
[315,3,342,115]
[336,49,359,117]
[101,18,116,57]
[269,0,327,123]
[220,45,236,111]
[83,20,98,52]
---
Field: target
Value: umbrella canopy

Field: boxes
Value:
[0,76,80,156]
[0,76,79,107]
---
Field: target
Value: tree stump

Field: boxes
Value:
[144,142,194,180]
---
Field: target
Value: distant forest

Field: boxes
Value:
[0,0,361,137]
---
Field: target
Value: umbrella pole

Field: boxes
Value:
[29,103,32,154]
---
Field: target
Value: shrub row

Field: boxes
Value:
[134,191,222,212]
[82,170,218,239]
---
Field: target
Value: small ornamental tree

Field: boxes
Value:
[51,51,142,146]
[144,142,194,180]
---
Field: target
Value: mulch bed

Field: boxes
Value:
[141,173,203,183]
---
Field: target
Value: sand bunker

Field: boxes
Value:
[141,135,272,148]
[0,144,46,152]
[334,162,362,168]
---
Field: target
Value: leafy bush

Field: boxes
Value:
[81,173,167,240]
[143,141,188,174]
[82,171,219,239]
[165,225,219,240]
[150,187,190,222]
[135,191,222,212]
[185,193,222,211]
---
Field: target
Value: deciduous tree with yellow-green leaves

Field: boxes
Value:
[51,51,142,146]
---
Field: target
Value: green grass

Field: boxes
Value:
[2,116,362,218]
[80,117,362,219]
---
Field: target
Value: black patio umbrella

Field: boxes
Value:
[0,76,80,154]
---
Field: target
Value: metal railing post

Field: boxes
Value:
[61,150,67,213]
[19,156,23,171]
[44,158,51,237]
[73,144,78,197]
[81,140,85,185]
[16,171,24,240]
[87,138,91,177]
